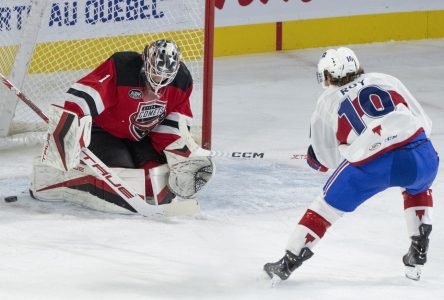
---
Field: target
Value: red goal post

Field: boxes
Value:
[0,0,214,150]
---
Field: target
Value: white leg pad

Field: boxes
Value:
[149,164,170,205]
[31,157,66,202]
[31,157,145,214]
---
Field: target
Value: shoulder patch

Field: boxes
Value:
[111,52,144,87]
[128,89,144,99]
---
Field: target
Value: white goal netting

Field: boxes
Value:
[0,0,206,149]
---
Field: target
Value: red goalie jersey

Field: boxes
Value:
[63,51,193,153]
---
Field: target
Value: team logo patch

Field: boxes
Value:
[128,89,143,99]
[129,100,166,140]
[369,142,381,151]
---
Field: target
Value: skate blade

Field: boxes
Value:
[259,270,272,281]
[162,198,200,217]
[405,265,422,281]
[270,275,282,287]
[257,270,282,288]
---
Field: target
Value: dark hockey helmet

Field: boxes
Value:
[142,39,181,94]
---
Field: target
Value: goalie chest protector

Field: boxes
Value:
[65,51,193,142]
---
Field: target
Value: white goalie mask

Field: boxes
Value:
[143,39,181,95]
[316,47,360,88]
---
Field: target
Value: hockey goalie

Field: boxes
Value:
[31,39,214,214]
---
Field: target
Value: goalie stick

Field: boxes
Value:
[0,73,198,218]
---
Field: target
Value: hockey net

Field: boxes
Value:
[0,0,211,150]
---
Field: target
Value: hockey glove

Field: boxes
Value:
[163,116,215,198]
[307,145,328,172]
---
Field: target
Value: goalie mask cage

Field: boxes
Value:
[0,0,214,150]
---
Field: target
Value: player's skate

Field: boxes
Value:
[264,247,313,284]
[403,224,432,281]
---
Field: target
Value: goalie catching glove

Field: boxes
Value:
[163,116,215,199]
[41,105,92,171]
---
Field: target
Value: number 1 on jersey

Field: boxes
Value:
[99,74,111,83]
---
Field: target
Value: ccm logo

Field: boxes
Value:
[232,152,264,158]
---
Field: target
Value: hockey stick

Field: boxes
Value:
[208,150,307,162]
[178,116,308,163]
[0,73,199,218]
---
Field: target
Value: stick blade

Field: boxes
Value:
[162,199,200,217]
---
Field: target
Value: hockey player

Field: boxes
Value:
[31,39,213,211]
[264,47,439,282]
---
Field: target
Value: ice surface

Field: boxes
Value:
[0,39,443,300]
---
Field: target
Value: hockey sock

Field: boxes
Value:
[286,196,344,255]
[403,189,433,237]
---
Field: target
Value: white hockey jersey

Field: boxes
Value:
[310,72,432,169]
